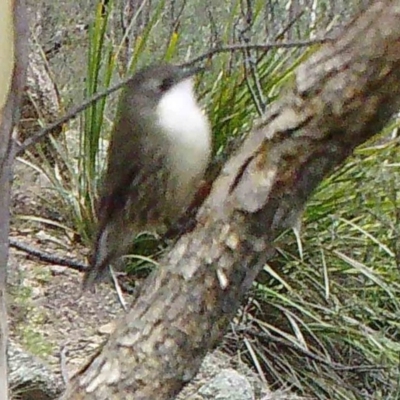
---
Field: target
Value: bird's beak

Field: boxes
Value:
[179,66,206,81]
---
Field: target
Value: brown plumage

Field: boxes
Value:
[82,64,211,289]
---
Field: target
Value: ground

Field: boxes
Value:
[9,159,133,380]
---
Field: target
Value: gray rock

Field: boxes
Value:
[198,368,254,400]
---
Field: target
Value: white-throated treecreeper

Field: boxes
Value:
[82,63,212,289]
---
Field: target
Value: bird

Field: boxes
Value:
[82,63,212,289]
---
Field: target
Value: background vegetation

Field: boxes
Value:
[20,0,400,399]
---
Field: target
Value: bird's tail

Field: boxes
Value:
[82,257,111,291]
[82,226,114,291]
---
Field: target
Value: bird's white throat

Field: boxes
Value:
[156,78,211,188]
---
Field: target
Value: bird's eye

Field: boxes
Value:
[159,77,174,92]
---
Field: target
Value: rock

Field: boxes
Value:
[198,368,254,400]
[176,350,270,400]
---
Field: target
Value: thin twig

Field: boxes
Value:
[181,38,330,67]
[9,238,87,271]
[109,265,128,311]
[236,2,267,115]
[60,345,69,385]
[9,238,138,294]
[15,78,130,155]
[274,10,306,41]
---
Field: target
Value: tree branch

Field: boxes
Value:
[9,238,87,272]
[61,1,400,398]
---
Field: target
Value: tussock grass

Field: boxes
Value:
[225,133,400,399]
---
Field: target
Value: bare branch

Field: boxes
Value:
[181,38,331,68]
[9,238,87,272]
[15,79,128,155]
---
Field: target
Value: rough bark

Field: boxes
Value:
[8,340,64,400]
[61,1,400,399]
[18,36,61,159]
[0,1,29,398]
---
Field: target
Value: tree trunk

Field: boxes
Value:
[61,1,400,399]
[0,1,29,399]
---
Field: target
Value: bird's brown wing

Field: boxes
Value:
[97,97,171,229]
[98,144,170,229]
[82,145,169,289]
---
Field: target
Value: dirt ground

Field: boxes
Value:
[9,159,133,380]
